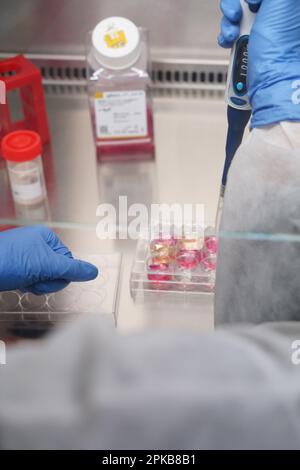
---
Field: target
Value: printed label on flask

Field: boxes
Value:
[94,90,148,139]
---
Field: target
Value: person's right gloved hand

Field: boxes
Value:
[0,226,98,295]
[218,0,300,128]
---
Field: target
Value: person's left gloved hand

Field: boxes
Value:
[0,226,98,295]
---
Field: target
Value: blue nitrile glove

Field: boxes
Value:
[0,226,98,295]
[218,0,300,127]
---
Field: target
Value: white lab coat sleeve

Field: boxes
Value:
[0,316,300,449]
[215,126,300,326]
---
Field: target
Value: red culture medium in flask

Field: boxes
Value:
[87,17,155,162]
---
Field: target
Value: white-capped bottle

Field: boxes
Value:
[87,17,155,161]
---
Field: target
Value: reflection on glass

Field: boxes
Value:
[97,160,156,238]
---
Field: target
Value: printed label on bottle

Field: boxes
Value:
[11,168,43,202]
[94,90,148,139]
[104,29,127,48]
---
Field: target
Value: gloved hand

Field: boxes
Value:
[0,226,98,295]
[218,0,300,127]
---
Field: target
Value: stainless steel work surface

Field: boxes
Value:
[0,94,229,333]
[0,0,224,60]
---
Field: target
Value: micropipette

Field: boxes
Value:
[215,0,258,230]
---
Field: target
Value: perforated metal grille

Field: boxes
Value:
[0,53,228,98]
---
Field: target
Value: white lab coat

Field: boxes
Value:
[0,316,300,449]
[215,124,300,325]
